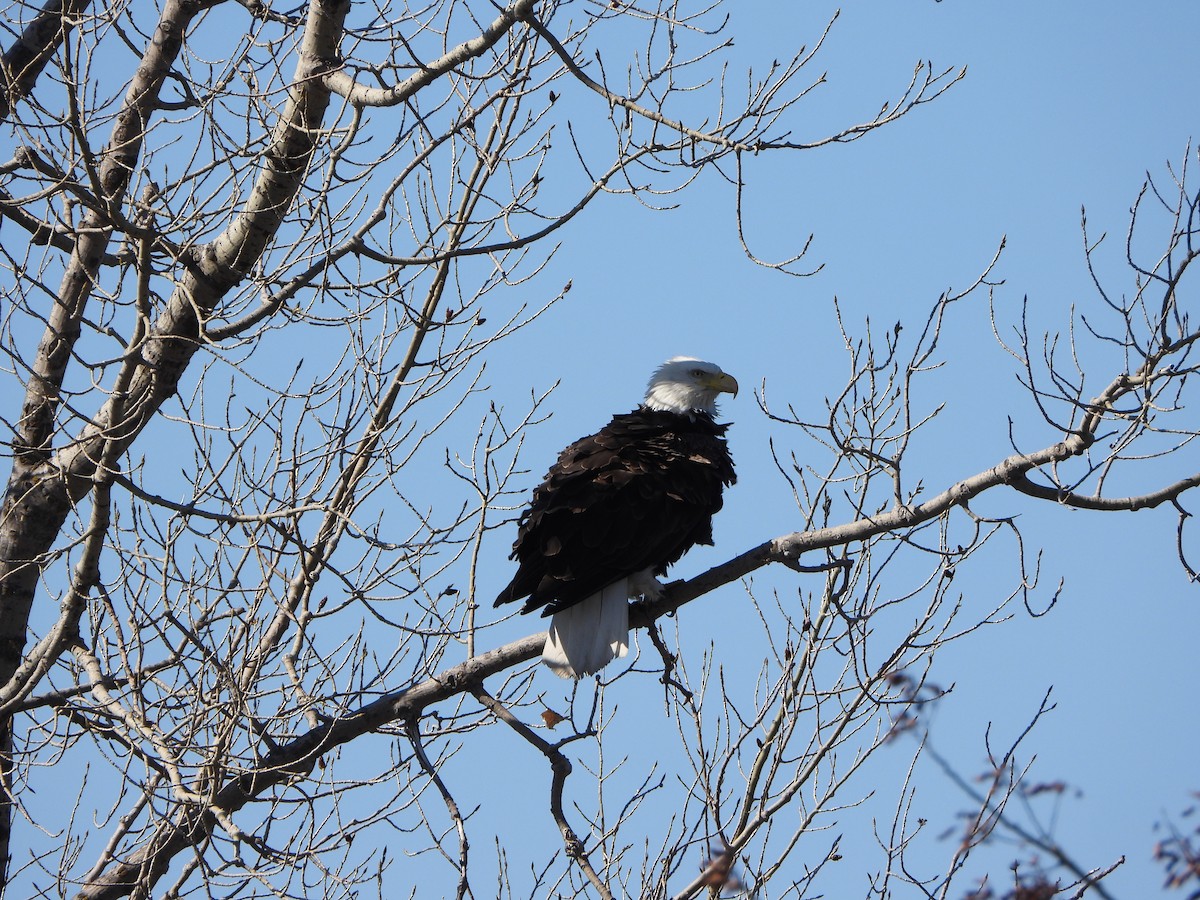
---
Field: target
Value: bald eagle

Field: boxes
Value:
[495,357,737,678]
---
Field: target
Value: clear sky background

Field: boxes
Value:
[5,2,1197,897]
[471,2,1200,896]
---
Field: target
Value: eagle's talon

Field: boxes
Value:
[628,569,665,601]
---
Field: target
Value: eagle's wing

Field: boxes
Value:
[495,412,732,615]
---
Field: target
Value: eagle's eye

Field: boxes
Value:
[691,368,705,378]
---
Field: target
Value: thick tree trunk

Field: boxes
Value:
[0,0,94,122]
[0,0,204,878]
[0,0,350,885]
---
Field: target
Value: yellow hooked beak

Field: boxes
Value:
[705,371,739,397]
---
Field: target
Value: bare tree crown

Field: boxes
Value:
[0,1,1194,898]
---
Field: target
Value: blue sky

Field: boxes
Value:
[4,2,1197,896]
[474,2,1200,896]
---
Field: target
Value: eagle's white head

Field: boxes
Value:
[644,356,739,417]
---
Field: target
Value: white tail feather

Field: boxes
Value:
[542,580,630,679]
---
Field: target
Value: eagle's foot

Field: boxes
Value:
[628,568,665,601]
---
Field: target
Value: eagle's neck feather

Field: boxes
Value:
[643,386,718,417]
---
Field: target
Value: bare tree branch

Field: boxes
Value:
[0,3,1192,897]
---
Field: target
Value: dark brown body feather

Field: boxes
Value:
[494,407,735,616]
